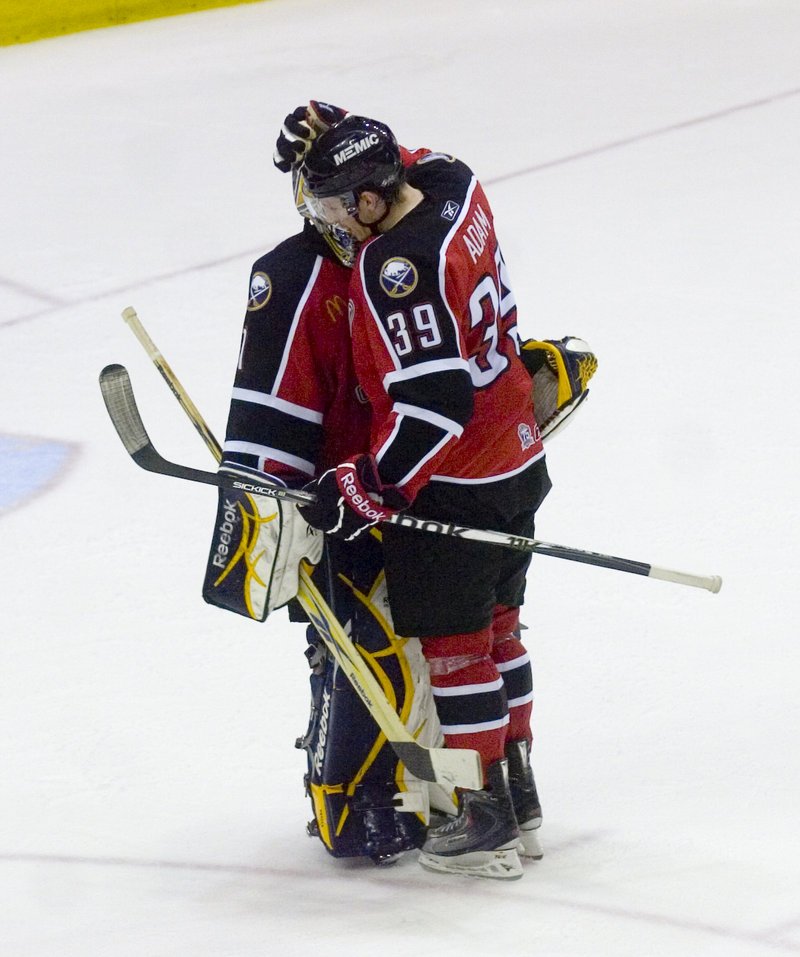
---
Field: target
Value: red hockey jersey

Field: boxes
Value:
[222,224,371,482]
[349,153,543,501]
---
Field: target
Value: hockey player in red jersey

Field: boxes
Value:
[297,114,551,879]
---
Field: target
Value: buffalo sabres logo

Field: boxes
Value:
[379,257,418,298]
[247,272,272,311]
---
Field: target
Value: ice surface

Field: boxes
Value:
[2,0,800,953]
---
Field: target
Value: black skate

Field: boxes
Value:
[417,758,522,880]
[505,739,543,860]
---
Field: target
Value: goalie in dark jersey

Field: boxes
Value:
[202,104,451,864]
[296,113,555,880]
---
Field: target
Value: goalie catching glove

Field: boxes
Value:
[273,101,349,172]
[202,467,323,621]
[520,336,597,440]
[298,454,410,542]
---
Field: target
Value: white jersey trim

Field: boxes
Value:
[375,414,455,489]
[391,401,464,438]
[272,254,323,392]
[439,715,511,735]
[382,356,470,391]
[359,249,403,375]
[438,175,480,340]
[495,651,531,673]
[429,448,545,485]
[222,440,315,477]
[431,676,505,697]
[231,387,324,425]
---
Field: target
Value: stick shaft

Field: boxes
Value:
[122,306,223,461]
[110,309,725,597]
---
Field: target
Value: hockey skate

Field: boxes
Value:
[417,758,522,880]
[505,739,543,860]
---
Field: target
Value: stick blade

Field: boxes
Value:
[393,741,483,790]
[99,363,149,456]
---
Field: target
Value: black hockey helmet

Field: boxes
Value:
[301,115,403,200]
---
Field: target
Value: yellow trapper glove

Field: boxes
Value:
[520,337,598,440]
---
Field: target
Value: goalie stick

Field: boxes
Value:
[99,361,723,594]
[100,358,482,791]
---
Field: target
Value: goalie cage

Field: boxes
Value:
[292,533,455,865]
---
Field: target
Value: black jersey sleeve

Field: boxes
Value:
[222,231,326,480]
[356,220,475,492]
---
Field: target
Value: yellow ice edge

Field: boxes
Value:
[2,0,268,47]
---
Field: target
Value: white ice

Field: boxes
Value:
[2,0,800,953]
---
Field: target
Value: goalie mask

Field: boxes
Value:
[293,167,357,268]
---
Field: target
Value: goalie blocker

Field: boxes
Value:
[202,470,322,620]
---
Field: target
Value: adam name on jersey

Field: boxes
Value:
[462,204,492,264]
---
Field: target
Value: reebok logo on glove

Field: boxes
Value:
[298,454,409,542]
[338,468,390,523]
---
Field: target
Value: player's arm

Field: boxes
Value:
[205,242,329,619]
[222,244,327,484]
[358,250,474,499]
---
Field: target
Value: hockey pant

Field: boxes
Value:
[422,604,534,782]
[295,534,446,862]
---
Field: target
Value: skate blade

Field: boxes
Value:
[418,845,523,881]
[517,821,543,860]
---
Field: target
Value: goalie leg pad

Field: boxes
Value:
[296,536,441,862]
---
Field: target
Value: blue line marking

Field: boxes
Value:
[0,436,73,511]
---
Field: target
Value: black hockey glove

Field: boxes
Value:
[273,101,349,172]
[298,454,409,542]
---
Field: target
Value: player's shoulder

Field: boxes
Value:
[359,217,438,286]
[250,225,324,275]
[406,151,474,195]
[247,226,340,313]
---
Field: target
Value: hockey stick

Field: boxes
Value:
[99,363,314,504]
[122,306,223,459]
[100,360,722,594]
[105,318,483,790]
[292,559,482,791]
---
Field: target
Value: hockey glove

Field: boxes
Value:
[273,101,349,172]
[202,469,323,620]
[520,336,597,439]
[298,454,409,542]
